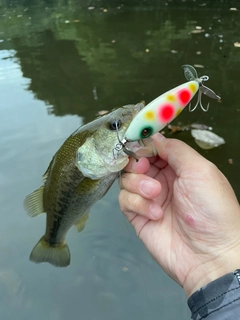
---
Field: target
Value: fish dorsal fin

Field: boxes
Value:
[42,171,49,183]
[74,213,89,233]
[42,157,54,183]
[24,186,45,217]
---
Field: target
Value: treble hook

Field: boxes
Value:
[182,65,221,112]
[189,88,209,112]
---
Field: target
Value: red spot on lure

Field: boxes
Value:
[178,89,191,105]
[159,104,175,122]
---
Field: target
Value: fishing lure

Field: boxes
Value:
[114,64,220,158]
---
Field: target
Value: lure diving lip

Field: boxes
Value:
[114,64,220,158]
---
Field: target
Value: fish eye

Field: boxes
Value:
[141,127,153,138]
[109,119,122,131]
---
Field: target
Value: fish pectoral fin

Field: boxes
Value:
[74,213,89,233]
[24,185,45,217]
[30,236,70,267]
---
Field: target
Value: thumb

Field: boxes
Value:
[151,133,207,176]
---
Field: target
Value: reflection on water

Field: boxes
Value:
[0,0,240,319]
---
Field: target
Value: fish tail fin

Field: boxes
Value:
[29,236,70,267]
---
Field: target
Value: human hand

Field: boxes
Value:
[119,133,240,296]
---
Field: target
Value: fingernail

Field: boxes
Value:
[150,203,162,219]
[140,180,156,197]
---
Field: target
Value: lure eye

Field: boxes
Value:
[109,119,122,131]
[141,127,153,139]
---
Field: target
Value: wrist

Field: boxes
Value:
[183,244,240,297]
[184,264,233,297]
[187,270,240,319]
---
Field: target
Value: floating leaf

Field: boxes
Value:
[97,110,108,116]
[234,42,240,47]
[190,29,205,34]
[168,123,212,133]
[168,125,184,133]
[122,266,128,272]
[195,63,205,68]
[191,124,212,130]
[191,129,225,149]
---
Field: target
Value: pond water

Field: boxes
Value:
[0,1,239,319]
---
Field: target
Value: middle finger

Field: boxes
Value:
[119,173,161,199]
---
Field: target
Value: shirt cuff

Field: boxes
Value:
[187,270,240,320]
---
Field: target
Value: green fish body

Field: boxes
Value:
[24,103,156,267]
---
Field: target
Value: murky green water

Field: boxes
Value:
[0,0,239,319]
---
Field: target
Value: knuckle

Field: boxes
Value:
[118,172,130,190]
[119,189,141,213]
[118,190,127,212]
[128,193,141,211]
[200,160,218,179]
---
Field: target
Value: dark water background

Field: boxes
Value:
[0,0,239,319]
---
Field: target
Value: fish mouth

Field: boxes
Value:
[128,138,157,157]
[114,103,157,160]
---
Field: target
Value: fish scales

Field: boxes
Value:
[24,103,157,267]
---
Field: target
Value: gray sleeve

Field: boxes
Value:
[187,269,240,319]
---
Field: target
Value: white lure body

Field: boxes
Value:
[124,80,199,141]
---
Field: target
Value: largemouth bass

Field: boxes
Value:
[24,103,156,267]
